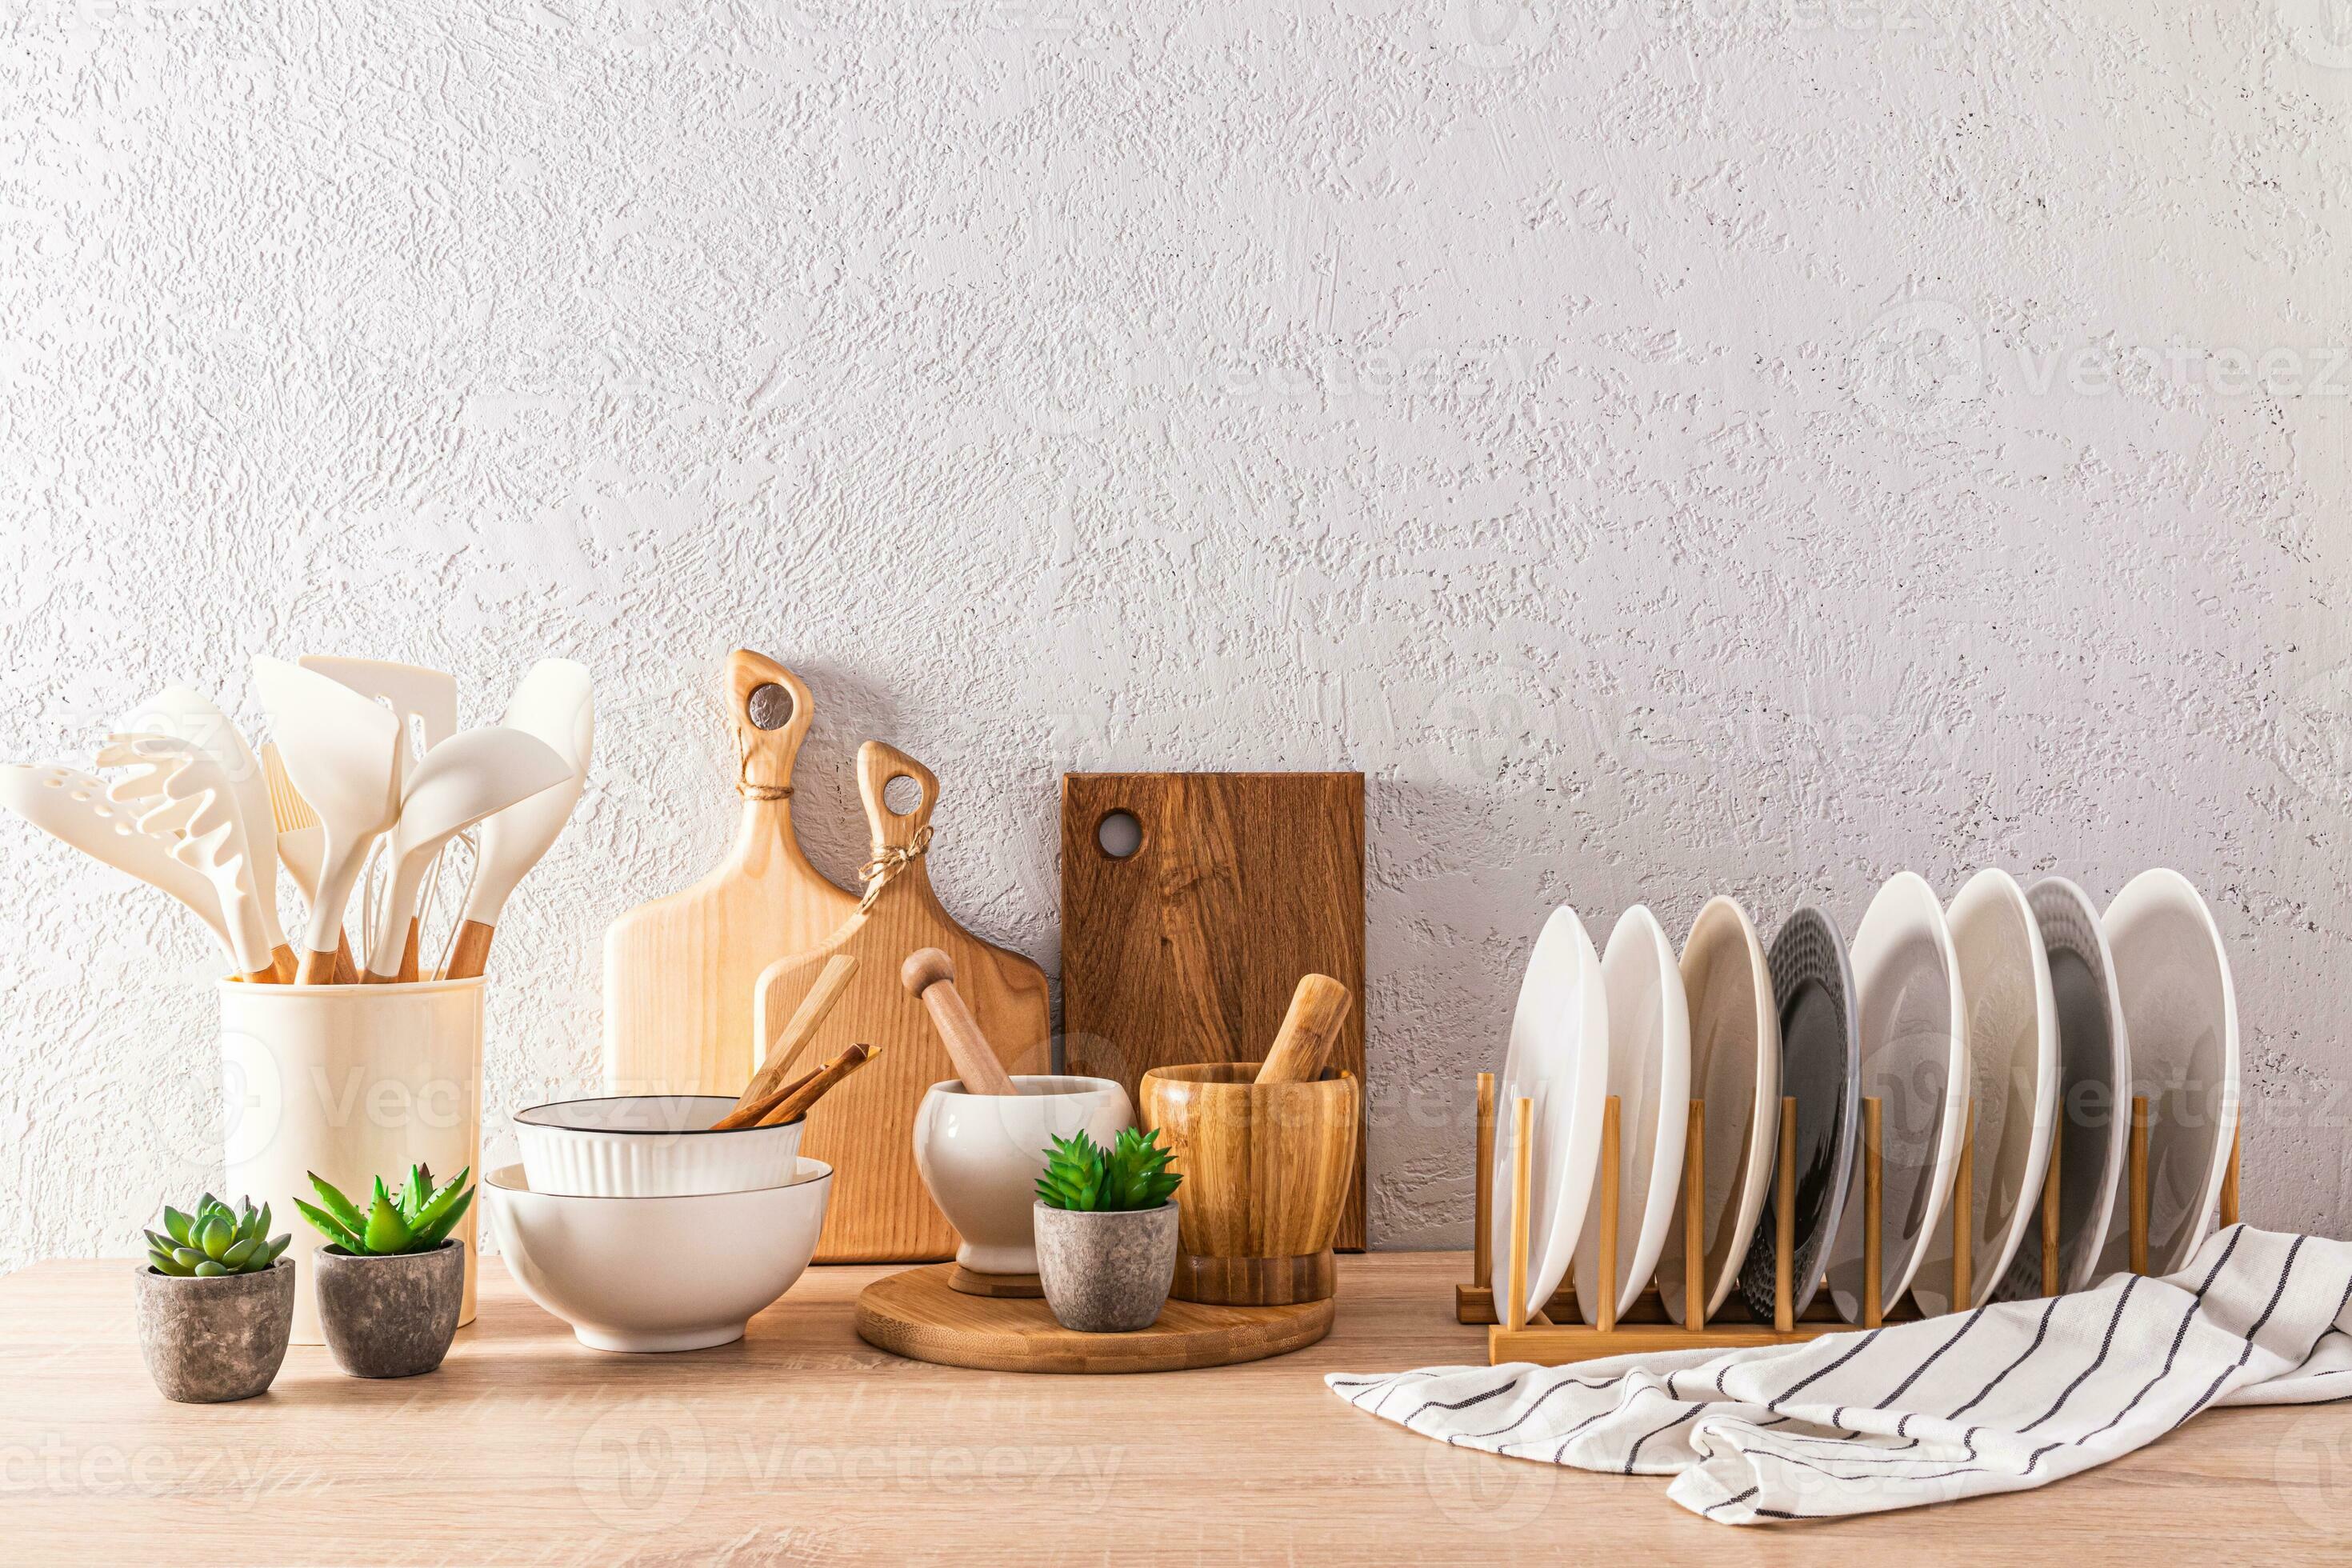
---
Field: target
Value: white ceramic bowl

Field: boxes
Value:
[913,1074,1134,1275]
[513,1094,803,1197]
[484,1158,830,1352]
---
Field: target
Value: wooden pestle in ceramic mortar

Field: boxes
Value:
[1254,974,1354,1085]
[901,948,1019,1096]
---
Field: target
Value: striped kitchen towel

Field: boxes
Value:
[1330,1226,2352,1523]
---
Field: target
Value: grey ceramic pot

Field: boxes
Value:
[313,1242,465,1378]
[134,1258,296,1403]
[1033,1202,1179,1333]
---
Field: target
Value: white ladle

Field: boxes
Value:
[254,658,402,984]
[0,762,237,966]
[97,735,278,982]
[115,686,292,978]
[362,726,571,982]
[443,659,594,980]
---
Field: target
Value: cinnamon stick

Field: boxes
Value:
[755,1043,877,1128]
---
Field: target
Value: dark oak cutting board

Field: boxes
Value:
[1061,771,1366,1250]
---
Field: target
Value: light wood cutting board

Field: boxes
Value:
[602,650,860,1096]
[756,741,1050,1262]
[1061,771,1367,1249]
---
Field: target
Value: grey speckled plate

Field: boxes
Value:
[1738,906,1859,1322]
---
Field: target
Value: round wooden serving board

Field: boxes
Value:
[856,1264,1334,1374]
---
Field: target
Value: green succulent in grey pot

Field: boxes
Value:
[296,1164,473,1378]
[135,1193,297,1403]
[1031,1129,1182,1333]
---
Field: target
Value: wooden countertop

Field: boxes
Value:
[1,1253,2336,1562]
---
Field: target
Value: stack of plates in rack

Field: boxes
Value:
[1486,868,2241,1325]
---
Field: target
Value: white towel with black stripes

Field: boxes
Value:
[1330,1226,2352,1524]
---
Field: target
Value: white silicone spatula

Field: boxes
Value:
[298,656,459,971]
[361,726,571,982]
[253,658,402,983]
[0,762,237,966]
[443,658,594,980]
[97,735,278,982]
[117,686,292,978]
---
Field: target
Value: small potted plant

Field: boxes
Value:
[1031,1128,1182,1333]
[295,1164,473,1378]
[136,1194,296,1402]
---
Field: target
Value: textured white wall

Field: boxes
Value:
[2,1,2346,1270]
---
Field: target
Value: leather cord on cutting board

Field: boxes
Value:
[755,1042,878,1127]
[900,947,1018,1096]
[714,953,859,1130]
[1254,974,1354,1085]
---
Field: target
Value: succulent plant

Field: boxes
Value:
[146,1193,291,1277]
[295,1164,474,1257]
[1035,1128,1182,1213]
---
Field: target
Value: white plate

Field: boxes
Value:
[2014,877,2131,1297]
[1913,870,2058,1314]
[1826,872,1969,1323]
[1488,906,1610,1320]
[1659,896,1780,1324]
[1574,906,1691,1324]
[2100,870,2238,1276]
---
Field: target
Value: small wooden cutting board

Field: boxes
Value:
[756,742,1050,1262]
[1062,771,1367,1248]
[602,650,860,1096]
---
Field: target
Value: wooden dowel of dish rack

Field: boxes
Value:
[1597,1094,1621,1334]
[1506,1096,1532,1332]
[1862,1095,1883,1329]
[1684,1098,1706,1331]
[2129,1094,2150,1274]
[2220,1122,2241,1227]
[1774,1095,1796,1334]
[1950,1098,1974,1313]
[1474,1072,1494,1288]
[2041,1113,2062,1296]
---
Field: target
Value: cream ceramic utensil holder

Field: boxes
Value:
[219,977,485,1344]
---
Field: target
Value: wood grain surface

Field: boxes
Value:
[1062,770,1367,1247]
[1,1254,2326,1565]
[854,1262,1333,1373]
[756,742,1050,1262]
[602,650,859,1094]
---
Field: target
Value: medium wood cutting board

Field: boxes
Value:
[602,650,860,1095]
[1061,771,1367,1249]
[757,741,1051,1262]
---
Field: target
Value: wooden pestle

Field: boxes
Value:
[1254,974,1354,1086]
[900,948,1018,1096]
[755,1042,878,1127]
[714,954,859,1130]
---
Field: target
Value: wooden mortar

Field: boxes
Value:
[1139,1062,1360,1306]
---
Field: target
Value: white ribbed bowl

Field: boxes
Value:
[513,1094,804,1197]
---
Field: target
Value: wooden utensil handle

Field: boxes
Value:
[735,954,860,1110]
[442,919,494,981]
[756,1043,877,1127]
[1254,974,1354,1085]
[729,650,816,800]
[901,948,1017,1096]
[711,1066,822,1131]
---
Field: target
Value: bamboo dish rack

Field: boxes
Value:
[1457,1072,2242,1365]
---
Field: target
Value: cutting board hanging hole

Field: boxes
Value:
[883,774,924,816]
[1095,810,1142,859]
[746,683,794,730]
